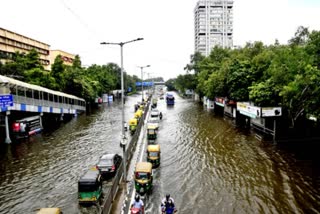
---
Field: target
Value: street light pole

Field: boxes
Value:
[138,65,150,102]
[101,38,143,184]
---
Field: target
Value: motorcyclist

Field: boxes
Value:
[131,194,144,214]
[162,199,176,214]
[161,194,175,212]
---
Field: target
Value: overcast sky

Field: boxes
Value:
[1,0,319,81]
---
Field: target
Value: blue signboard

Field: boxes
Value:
[136,82,154,87]
[0,94,13,107]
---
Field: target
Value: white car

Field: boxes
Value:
[147,117,160,130]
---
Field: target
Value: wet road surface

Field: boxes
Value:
[1,92,320,214]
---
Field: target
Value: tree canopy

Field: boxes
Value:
[178,26,320,126]
[0,51,140,103]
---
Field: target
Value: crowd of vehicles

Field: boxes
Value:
[78,153,122,204]
[131,91,177,214]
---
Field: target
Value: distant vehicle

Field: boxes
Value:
[147,117,159,130]
[150,109,161,120]
[11,115,43,139]
[37,208,62,214]
[96,154,122,178]
[147,144,161,168]
[147,124,157,144]
[129,118,138,135]
[166,93,175,105]
[78,168,102,204]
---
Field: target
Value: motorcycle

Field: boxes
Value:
[131,207,144,214]
[162,207,177,214]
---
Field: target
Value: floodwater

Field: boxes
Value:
[1,92,320,214]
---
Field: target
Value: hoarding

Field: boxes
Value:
[261,107,282,117]
[237,102,261,118]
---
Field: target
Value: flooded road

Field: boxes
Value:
[1,92,320,213]
[0,94,142,214]
[145,92,320,214]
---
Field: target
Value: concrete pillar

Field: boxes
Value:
[40,113,43,128]
[5,111,11,144]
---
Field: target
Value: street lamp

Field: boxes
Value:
[138,65,150,102]
[100,38,143,184]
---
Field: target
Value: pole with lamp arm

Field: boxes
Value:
[138,65,150,102]
[100,38,143,185]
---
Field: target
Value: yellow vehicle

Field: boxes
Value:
[37,208,62,214]
[147,144,160,168]
[129,118,138,135]
[134,109,143,120]
[134,162,153,195]
[147,124,157,143]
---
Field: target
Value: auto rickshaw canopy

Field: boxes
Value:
[37,208,61,214]
[147,144,160,152]
[129,118,138,126]
[134,109,143,118]
[147,124,157,130]
[135,162,152,173]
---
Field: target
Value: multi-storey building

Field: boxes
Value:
[194,0,234,56]
[49,50,75,69]
[0,27,50,69]
[0,28,76,70]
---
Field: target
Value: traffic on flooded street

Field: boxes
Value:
[1,91,320,214]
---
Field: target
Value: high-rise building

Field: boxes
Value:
[194,0,234,56]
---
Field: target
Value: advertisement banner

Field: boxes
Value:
[261,107,282,117]
[237,102,261,118]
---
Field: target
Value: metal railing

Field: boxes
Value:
[12,95,86,111]
[100,162,124,214]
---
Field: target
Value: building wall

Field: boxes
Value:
[49,50,75,69]
[194,0,233,56]
[0,27,50,69]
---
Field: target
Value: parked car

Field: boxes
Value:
[96,154,122,179]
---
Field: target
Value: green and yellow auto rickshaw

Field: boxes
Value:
[134,109,143,121]
[134,162,153,195]
[147,144,161,168]
[78,168,102,204]
[152,98,157,108]
[147,124,157,144]
[129,118,138,135]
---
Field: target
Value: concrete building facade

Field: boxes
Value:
[0,27,50,69]
[49,50,75,69]
[0,28,76,70]
[194,0,234,56]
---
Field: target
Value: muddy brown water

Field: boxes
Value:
[1,92,320,214]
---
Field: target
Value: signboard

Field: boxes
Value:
[237,102,261,118]
[0,94,13,107]
[261,107,282,117]
[136,82,154,87]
